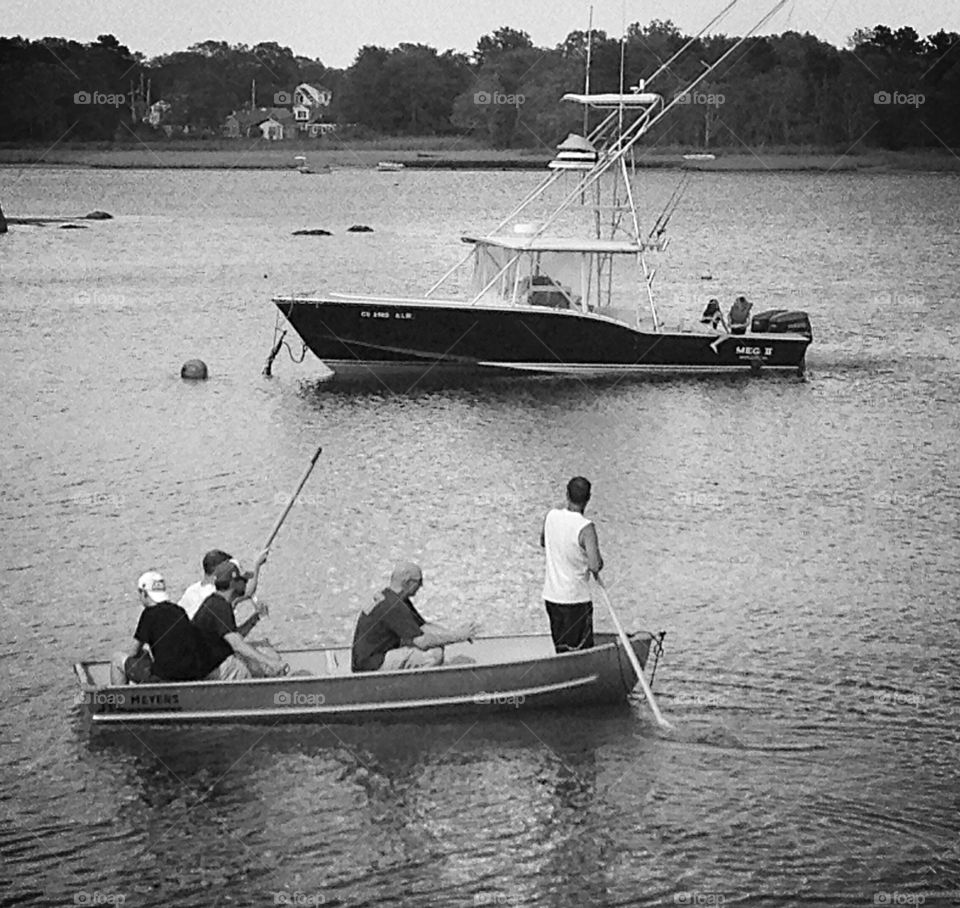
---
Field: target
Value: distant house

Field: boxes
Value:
[222,83,334,140]
[222,107,296,140]
[146,100,172,128]
[292,83,334,135]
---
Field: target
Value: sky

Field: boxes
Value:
[4,0,959,68]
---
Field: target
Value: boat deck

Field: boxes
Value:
[76,633,562,688]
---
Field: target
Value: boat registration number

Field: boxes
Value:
[360,310,414,320]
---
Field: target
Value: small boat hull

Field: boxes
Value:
[74,633,653,726]
[274,296,809,379]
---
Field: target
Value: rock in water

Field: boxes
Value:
[347,224,373,232]
[292,228,332,236]
[85,210,113,220]
[60,224,88,229]
[180,359,208,380]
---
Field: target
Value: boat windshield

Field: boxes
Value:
[468,241,640,312]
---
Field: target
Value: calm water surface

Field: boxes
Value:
[1,165,958,907]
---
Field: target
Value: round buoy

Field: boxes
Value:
[180,359,208,380]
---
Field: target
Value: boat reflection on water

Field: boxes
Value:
[83,707,657,902]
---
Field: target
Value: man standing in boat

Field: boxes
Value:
[540,477,603,653]
[351,562,480,672]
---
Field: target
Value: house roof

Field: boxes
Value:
[229,107,295,128]
[295,83,331,105]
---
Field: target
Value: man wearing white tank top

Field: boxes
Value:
[540,476,604,653]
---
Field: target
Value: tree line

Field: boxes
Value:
[0,22,957,150]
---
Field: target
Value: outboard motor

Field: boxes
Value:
[752,309,813,338]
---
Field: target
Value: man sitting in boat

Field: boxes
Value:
[110,571,214,685]
[729,296,752,335]
[193,560,289,679]
[179,547,268,620]
[351,562,480,672]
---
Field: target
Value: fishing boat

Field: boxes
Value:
[270,2,809,381]
[74,631,659,726]
[376,161,405,172]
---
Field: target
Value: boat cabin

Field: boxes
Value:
[460,235,655,314]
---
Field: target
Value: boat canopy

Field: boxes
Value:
[561,92,662,108]
[462,235,644,254]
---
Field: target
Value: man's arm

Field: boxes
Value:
[121,638,143,660]
[413,620,481,650]
[243,548,270,600]
[236,598,269,637]
[580,523,603,577]
[223,632,287,675]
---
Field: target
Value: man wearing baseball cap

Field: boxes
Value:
[193,560,288,679]
[110,570,212,685]
[179,547,269,620]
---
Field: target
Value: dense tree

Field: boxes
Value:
[0,23,957,149]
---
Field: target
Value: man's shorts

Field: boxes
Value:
[380,646,443,671]
[205,655,253,681]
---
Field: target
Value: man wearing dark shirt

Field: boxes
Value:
[110,570,211,684]
[351,562,480,672]
[193,560,288,680]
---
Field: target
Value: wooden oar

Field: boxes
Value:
[241,446,323,630]
[594,577,673,730]
[264,445,323,548]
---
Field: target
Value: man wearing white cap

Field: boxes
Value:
[110,571,211,685]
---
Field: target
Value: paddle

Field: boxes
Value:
[593,576,674,730]
[264,445,323,549]
[241,445,322,629]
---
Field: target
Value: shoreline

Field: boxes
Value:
[0,145,957,172]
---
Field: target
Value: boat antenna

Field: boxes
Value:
[642,0,740,90]
[583,5,593,136]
